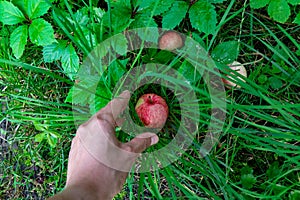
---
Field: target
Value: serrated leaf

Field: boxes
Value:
[178,60,201,83]
[130,13,159,43]
[162,1,188,29]
[24,0,51,19]
[209,0,227,3]
[43,40,68,63]
[10,25,28,59]
[241,174,256,189]
[0,1,26,25]
[103,1,132,34]
[211,41,239,64]
[266,161,280,179]
[250,0,270,9]
[35,132,46,142]
[287,0,300,5]
[267,0,290,23]
[110,34,128,55]
[138,0,175,16]
[294,12,300,24]
[109,59,128,84]
[61,44,79,80]
[65,76,101,105]
[90,83,111,114]
[189,1,217,35]
[29,18,55,46]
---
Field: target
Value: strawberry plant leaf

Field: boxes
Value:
[241,174,256,189]
[211,41,239,64]
[189,1,217,35]
[109,59,128,84]
[130,13,159,42]
[29,18,55,46]
[267,0,290,23]
[43,40,68,63]
[209,0,227,3]
[111,34,128,56]
[287,0,300,5]
[293,12,300,24]
[24,0,51,19]
[0,1,26,25]
[266,161,280,179]
[90,83,111,114]
[65,76,100,105]
[250,0,270,9]
[138,0,175,16]
[61,44,79,80]
[10,25,28,59]
[103,0,132,34]
[162,1,188,29]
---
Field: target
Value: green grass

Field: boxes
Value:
[1,0,300,199]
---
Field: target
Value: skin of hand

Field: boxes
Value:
[48,90,159,200]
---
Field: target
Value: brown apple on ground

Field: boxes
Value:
[135,93,169,128]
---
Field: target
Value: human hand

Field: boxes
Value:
[49,90,159,200]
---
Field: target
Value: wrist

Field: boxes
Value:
[48,184,112,200]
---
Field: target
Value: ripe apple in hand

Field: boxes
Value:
[135,93,169,128]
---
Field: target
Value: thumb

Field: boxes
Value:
[123,132,159,154]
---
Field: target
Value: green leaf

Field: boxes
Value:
[0,1,26,25]
[267,0,290,23]
[178,60,201,83]
[43,40,68,63]
[34,132,46,142]
[211,41,239,64]
[266,161,280,179]
[10,25,28,59]
[29,18,55,46]
[65,76,100,105]
[269,76,283,89]
[258,74,268,84]
[209,0,226,3]
[293,12,300,24]
[103,1,132,34]
[47,133,57,147]
[241,174,256,189]
[130,13,159,42]
[162,1,188,29]
[111,34,128,56]
[61,44,79,80]
[90,83,111,114]
[289,190,300,200]
[24,0,51,19]
[287,0,300,5]
[189,1,217,34]
[138,0,175,16]
[250,0,270,8]
[109,59,128,84]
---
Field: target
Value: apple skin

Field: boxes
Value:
[222,61,247,88]
[158,31,183,51]
[135,93,169,128]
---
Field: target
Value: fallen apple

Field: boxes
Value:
[135,93,169,128]
[158,31,183,51]
[222,61,247,88]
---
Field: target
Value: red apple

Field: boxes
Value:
[135,93,169,128]
[222,61,247,88]
[158,31,183,51]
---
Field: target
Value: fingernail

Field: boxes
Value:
[151,135,159,145]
